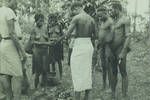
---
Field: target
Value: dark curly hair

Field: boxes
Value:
[71,1,83,10]
[34,13,44,23]
[111,0,122,11]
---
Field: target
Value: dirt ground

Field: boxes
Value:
[21,41,150,100]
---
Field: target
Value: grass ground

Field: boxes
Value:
[20,40,150,100]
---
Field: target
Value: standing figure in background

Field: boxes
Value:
[58,2,97,100]
[47,13,64,80]
[109,1,131,99]
[31,13,49,90]
[97,6,114,91]
[0,0,26,100]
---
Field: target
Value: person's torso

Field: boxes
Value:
[111,17,127,50]
[75,13,94,38]
[100,19,113,44]
[48,25,62,39]
[0,6,15,38]
[33,26,48,42]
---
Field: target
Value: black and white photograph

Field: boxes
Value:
[0,0,150,100]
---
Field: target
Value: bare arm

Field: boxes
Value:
[8,19,26,60]
[91,20,98,48]
[114,16,129,29]
[101,18,113,29]
[92,20,97,39]
[57,16,77,42]
[119,17,131,59]
[8,19,24,51]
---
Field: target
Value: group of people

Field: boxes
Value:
[30,12,64,90]
[0,0,131,100]
[66,1,131,100]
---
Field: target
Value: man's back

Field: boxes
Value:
[73,12,95,37]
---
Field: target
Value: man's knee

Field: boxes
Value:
[120,68,127,78]
[119,58,127,77]
[110,64,118,77]
[12,76,22,95]
[0,75,5,91]
[0,75,11,89]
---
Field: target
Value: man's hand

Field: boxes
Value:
[21,50,27,63]
[119,52,125,60]
[33,41,41,45]
[118,52,125,65]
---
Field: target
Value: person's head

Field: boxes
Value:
[34,13,44,28]
[96,6,108,22]
[84,2,95,16]
[0,0,9,6]
[71,1,83,15]
[8,0,17,11]
[0,0,17,9]
[110,0,122,18]
[48,12,58,26]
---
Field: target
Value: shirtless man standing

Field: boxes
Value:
[97,7,114,90]
[109,1,131,99]
[59,2,96,100]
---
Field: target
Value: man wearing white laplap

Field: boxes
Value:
[58,1,97,100]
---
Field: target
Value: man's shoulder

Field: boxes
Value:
[107,17,113,24]
[82,13,95,23]
[120,15,130,24]
[71,15,80,22]
[1,6,13,12]
[72,13,95,23]
[31,25,37,32]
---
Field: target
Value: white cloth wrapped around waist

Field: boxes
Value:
[70,38,94,91]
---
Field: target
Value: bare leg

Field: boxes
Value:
[100,47,107,89]
[41,73,47,88]
[109,59,118,99]
[2,75,13,100]
[41,56,48,88]
[102,66,107,90]
[68,48,72,66]
[34,73,40,89]
[119,58,128,97]
[52,62,56,75]
[107,63,111,88]
[74,92,81,100]
[58,60,63,79]
[0,75,6,99]
[110,74,117,99]
[84,89,91,100]
[12,76,22,100]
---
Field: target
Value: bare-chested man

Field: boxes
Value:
[58,2,96,100]
[97,7,114,90]
[109,1,131,99]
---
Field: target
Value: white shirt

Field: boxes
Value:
[0,6,16,38]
